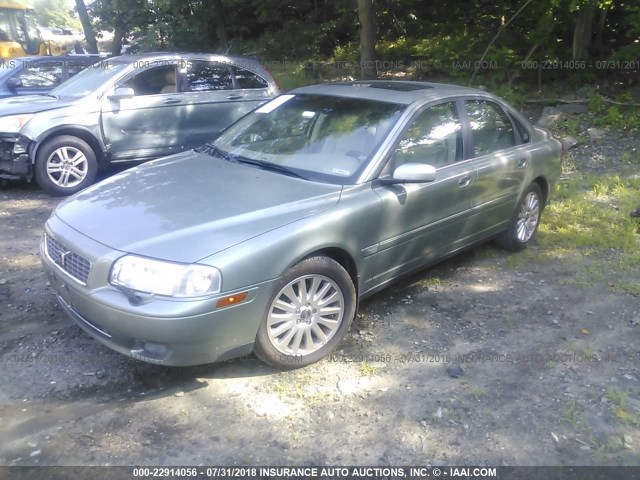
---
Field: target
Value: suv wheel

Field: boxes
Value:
[35,135,98,196]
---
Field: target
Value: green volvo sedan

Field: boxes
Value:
[41,81,562,368]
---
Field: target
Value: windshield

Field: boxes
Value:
[50,60,129,98]
[213,94,405,184]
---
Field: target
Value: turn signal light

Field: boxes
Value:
[216,292,248,308]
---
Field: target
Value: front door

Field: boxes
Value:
[101,62,189,161]
[369,100,477,289]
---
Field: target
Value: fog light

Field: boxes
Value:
[216,292,248,308]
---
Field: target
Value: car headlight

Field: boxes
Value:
[0,114,34,132]
[110,255,222,298]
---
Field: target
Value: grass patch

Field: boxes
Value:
[608,388,640,426]
[535,173,640,294]
[419,276,442,289]
[358,362,383,376]
[468,386,487,401]
[561,399,583,429]
[539,174,639,253]
[536,174,640,296]
[612,282,640,297]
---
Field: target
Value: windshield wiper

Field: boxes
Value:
[199,144,306,179]
[232,157,307,180]
[198,143,232,161]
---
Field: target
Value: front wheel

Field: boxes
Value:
[254,256,357,369]
[495,183,543,251]
[34,136,98,196]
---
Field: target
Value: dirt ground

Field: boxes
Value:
[1,125,639,467]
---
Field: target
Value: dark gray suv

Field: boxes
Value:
[0,53,280,195]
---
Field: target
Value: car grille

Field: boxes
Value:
[45,234,91,285]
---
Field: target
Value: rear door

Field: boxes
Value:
[462,98,530,237]
[370,100,477,288]
[178,60,273,148]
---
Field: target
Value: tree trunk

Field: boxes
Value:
[111,23,126,56]
[594,6,608,57]
[75,0,98,54]
[357,0,377,80]
[212,0,228,52]
[572,2,596,60]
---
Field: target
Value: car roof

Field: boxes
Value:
[108,52,265,68]
[290,80,490,105]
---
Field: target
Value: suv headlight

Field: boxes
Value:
[0,114,34,132]
[110,255,222,298]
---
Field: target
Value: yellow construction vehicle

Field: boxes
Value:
[0,1,67,59]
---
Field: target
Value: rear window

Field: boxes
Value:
[465,100,516,157]
[231,66,268,89]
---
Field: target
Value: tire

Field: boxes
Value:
[34,136,98,196]
[254,256,357,369]
[495,182,543,251]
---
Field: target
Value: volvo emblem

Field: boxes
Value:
[58,250,71,267]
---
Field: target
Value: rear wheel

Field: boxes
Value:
[35,136,98,196]
[495,183,543,251]
[254,256,356,369]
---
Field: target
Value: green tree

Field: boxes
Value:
[74,0,98,53]
[357,0,377,79]
[90,0,151,55]
[33,0,81,29]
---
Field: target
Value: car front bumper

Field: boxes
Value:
[41,216,278,366]
[0,134,32,179]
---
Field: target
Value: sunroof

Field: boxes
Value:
[350,82,433,92]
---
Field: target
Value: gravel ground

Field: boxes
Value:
[0,119,639,467]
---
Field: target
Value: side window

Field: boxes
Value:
[465,100,516,156]
[394,101,462,169]
[231,66,268,89]
[185,61,232,92]
[15,61,63,88]
[120,65,177,96]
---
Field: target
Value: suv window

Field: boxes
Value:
[15,61,63,88]
[465,100,516,156]
[185,61,233,92]
[121,65,176,96]
[231,65,268,89]
[394,101,462,169]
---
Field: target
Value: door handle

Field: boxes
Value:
[458,175,472,188]
[518,158,528,168]
[227,95,243,100]
[163,98,182,104]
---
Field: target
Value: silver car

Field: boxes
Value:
[41,81,562,368]
[0,52,280,195]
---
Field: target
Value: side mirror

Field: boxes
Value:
[108,87,135,100]
[390,162,436,183]
[6,77,22,91]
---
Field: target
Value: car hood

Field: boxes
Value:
[0,94,74,115]
[54,151,343,263]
